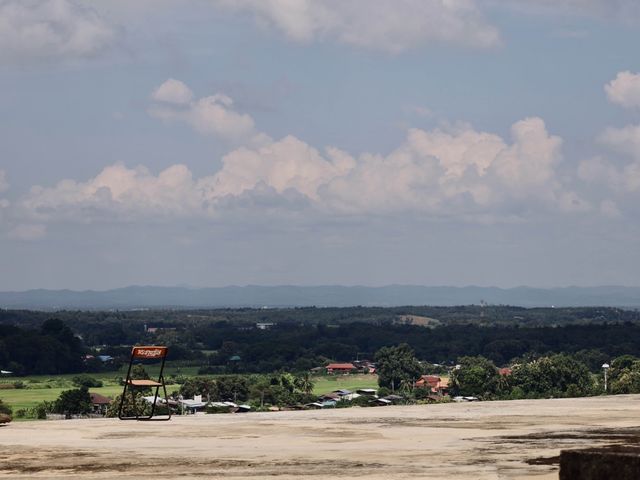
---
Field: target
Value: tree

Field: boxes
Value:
[130,364,150,380]
[609,355,640,394]
[450,356,500,399]
[249,376,272,407]
[53,386,92,415]
[217,376,249,402]
[294,372,315,396]
[509,354,594,398]
[106,393,150,418]
[179,377,217,401]
[374,344,423,392]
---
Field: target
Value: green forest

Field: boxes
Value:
[4,305,640,420]
[1,305,640,376]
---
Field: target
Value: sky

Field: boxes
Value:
[1,0,640,291]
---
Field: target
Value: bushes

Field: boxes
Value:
[105,393,150,418]
[13,401,53,420]
[609,355,640,394]
[509,354,595,398]
[53,386,92,415]
[72,375,103,388]
[451,354,597,400]
[0,398,12,416]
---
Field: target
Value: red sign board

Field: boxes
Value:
[132,346,168,359]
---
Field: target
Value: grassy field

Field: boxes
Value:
[312,374,378,395]
[0,369,379,414]
[0,363,197,413]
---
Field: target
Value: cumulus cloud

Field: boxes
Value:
[575,75,640,205]
[0,0,116,63]
[18,117,589,224]
[605,71,640,109]
[151,78,194,105]
[149,79,259,143]
[318,117,577,215]
[580,128,640,194]
[21,163,207,221]
[215,0,500,52]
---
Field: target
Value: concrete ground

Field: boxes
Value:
[2,394,640,479]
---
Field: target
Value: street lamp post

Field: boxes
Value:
[602,363,610,393]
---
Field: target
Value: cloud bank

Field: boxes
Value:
[215,0,500,52]
[17,81,590,226]
[20,69,640,237]
[0,0,115,63]
[576,71,640,213]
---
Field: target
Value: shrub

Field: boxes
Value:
[53,386,92,415]
[105,393,151,418]
[33,401,54,419]
[15,409,28,418]
[72,375,104,388]
[0,399,12,416]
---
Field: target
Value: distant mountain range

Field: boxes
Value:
[1,285,640,310]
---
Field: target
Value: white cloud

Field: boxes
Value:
[576,122,640,201]
[19,117,588,223]
[0,0,115,63]
[149,79,258,142]
[151,78,193,105]
[605,71,640,109]
[319,117,572,215]
[215,0,500,53]
[578,156,623,188]
[582,75,640,201]
[21,163,206,221]
[211,136,355,201]
[599,124,640,160]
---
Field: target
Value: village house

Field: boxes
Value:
[89,392,112,415]
[415,375,450,396]
[325,363,356,374]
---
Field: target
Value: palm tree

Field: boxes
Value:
[294,372,315,395]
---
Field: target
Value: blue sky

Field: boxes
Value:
[1,0,640,290]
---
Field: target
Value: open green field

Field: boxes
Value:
[312,374,378,395]
[0,363,198,413]
[0,370,379,415]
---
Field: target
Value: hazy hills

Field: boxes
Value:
[1,285,640,310]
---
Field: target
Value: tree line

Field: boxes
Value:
[6,310,640,375]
